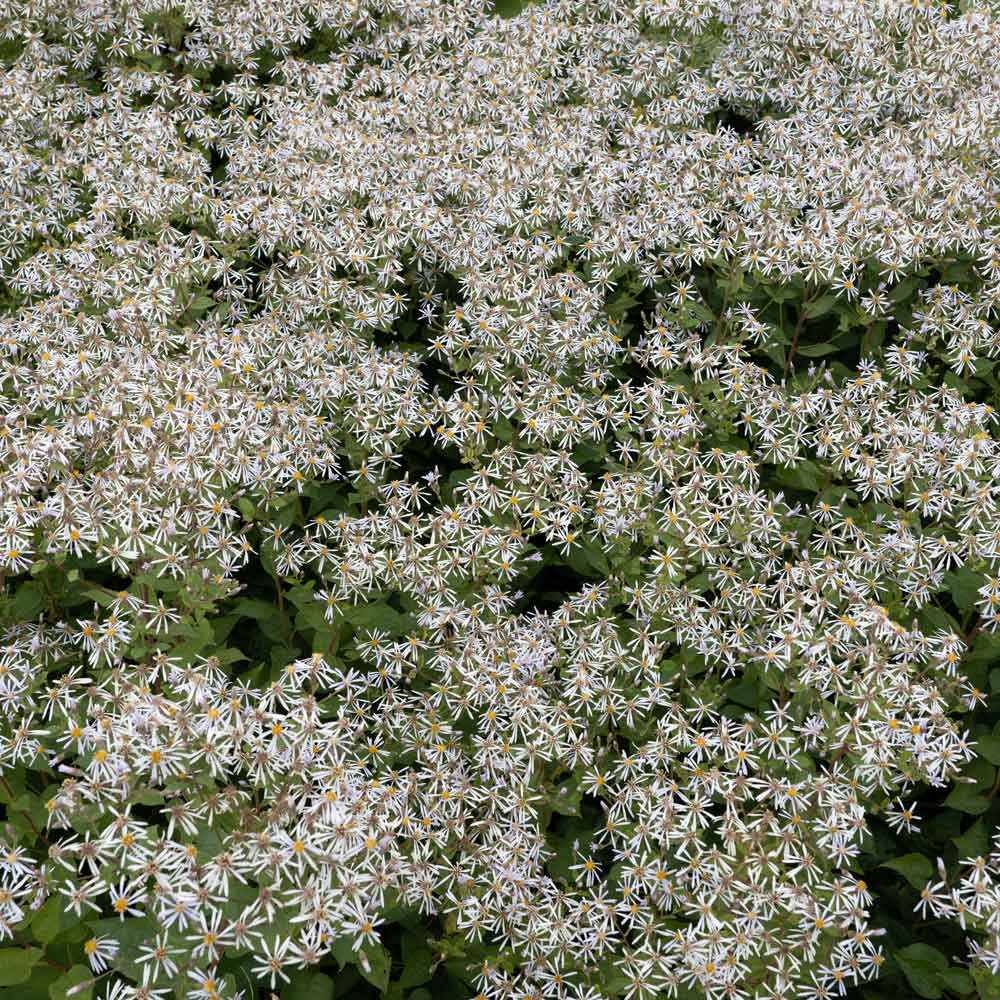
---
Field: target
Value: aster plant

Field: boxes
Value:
[1,1,1000,999]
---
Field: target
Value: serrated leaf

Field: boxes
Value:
[879,853,932,889]
[564,539,609,578]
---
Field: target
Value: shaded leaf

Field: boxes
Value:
[49,965,92,1000]
[937,967,974,996]
[803,295,837,318]
[953,819,989,860]
[357,944,391,993]
[896,943,947,999]
[879,853,932,889]
[282,972,335,1000]
[797,341,841,357]
[399,929,434,988]
[942,782,991,815]
[943,567,984,611]
[0,948,43,987]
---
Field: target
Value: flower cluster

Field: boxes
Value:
[918,834,1000,976]
[0,0,999,999]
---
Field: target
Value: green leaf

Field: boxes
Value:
[190,295,215,313]
[231,598,288,643]
[972,965,1000,1000]
[0,963,60,1000]
[494,0,529,17]
[796,341,841,357]
[0,768,25,804]
[762,340,786,368]
[943,781,991,815]
[167,616,216,658]
[548,776,583,817]
[774,459,823,492]
[7,792,47,839]
[87,917,155,980]
[937,967,974,996]
[358,944,391,992]
[953,819,989,860]
[295,602,332,635]
[879,853,932,889]
[49,966,92,1000]
[285,584,318,609]
[494,416,514,441]
[687,301,716,324]
[726,665,765,709]
[211,614,241,644]
[330,934,354,968]
[963,756,996,789]
[281,972,335,1000]
[564,539,609,578]
[943,567,984,611]
[399,930,434,988]
[9,581,45,619]
[918,605,962,636]
[977,731,1000,766]
[0,948,43,986]
[896,944,948,999]
[344,602,405,635]
[133,571,183,594]
[765,283,800,302]
[803,295,837,318]
[596,954,631,994]
[888,275,922,302]
[30,896,79,945]
[607,291,640,317]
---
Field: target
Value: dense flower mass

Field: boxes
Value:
[1,0,999,998]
